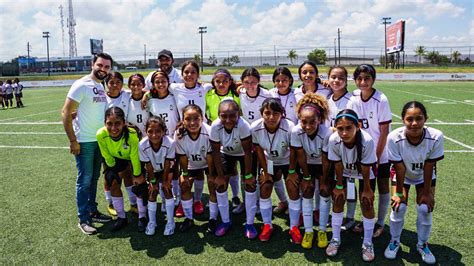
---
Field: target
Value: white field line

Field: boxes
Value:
[0,121,62,125]
[0,132,63,135]
[434,119,444,123]
[0,145,68,149]
[391,122,474,125]
[445,150,474,153]
[444,135,474,150]
[0,110,59,122]
[384,87,474,106]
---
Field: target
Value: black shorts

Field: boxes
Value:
[391,179,437,191]
[376,163,391,179]
[188,168,209,177]
[149,171,164,184]
[113,158,130,173]
[5,94,13,100]
[298,164,323,180]
[259,164,289,179]
[221,154,245,176]
[15,93,23,98]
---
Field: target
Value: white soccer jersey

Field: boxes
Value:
[348,89,392,163]
[4,84,13,94]
[388,126,444,185]
[294,83,332,103]
[139,135,175,172]
[328,130,377,179]
[176,123,212,170]
[251,118,294,166]
[67,75,107,142]
[239,87,270,124]
[326,91,352,128]
[269,88,298,124]
[170,82,212,119]
[290,124,331,164]
[148,94,179,137]
[127,97,149,137]
[210,117,251,156]
[106,90,131,117]
[144,67,184,91]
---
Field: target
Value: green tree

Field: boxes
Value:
[221,55,240,67]
[287,49,298,65]
[193,54,201,63]
[451,50,461,64]
[425,51,440,64]
[307,49,327,64]
[414,46,427,63]
[208,54,218,66]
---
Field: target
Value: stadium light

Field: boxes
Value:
[198,26,207,71]
[382,17,391,69]
[42,31,51,76]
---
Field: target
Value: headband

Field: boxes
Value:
[214,71,231,78]
[299,103,320,116]
[335,113,359,123]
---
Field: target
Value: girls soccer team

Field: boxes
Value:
[95,61,443,264]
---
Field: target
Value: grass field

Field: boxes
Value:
[0,81,473,264]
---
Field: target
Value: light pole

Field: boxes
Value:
[198,26,207,71]
[382,17,391,69]
[42,31,51,76]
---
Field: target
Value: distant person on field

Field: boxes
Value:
[13,78,24,108]
[61,52,114,235]
[0,80,4,109]
[3,79,14,109]
[144,49,183,90]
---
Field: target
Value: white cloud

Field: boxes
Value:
[170,0,192,13]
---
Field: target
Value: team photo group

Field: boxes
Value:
[62,50,443,264]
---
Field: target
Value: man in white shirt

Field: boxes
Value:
[145,49,183,90]
[61,53,114,235]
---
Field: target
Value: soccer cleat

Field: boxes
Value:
[353,222,364,233]
[111,217,128,231]
[384,240,400,259]
[273,201,288,214]
[78,222,97,235]
[313,210,320,225]
[289,226,302,244]
[107,204,118,217]
[175,202,184,217]
[232,201,245,214]
[362,243,375,262]
[163,222,175,236]
[417,242,436,264]
[90,211,112,223]
[145,221,156,236]
[215,222,232,237]
[317,230,329,248]
[137,217,148,232]
[301,232,314,249]
[207,219,218,234]
[341,218,355,231]
[244,224,258,240]
[178,218,194,232]
[259,224,274,242]
[373,223,384,238]
[232,196,242,208]
[129,204,139,215]
[326,239,341,257]
[193,201,204,215]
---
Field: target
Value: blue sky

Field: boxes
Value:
[0,0,472,62]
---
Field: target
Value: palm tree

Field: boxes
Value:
[425,50,440,64]
[414,46,427,63]
[452,50,461,64]
[288,49,298,65]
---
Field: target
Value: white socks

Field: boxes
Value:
[288,198,301,228]
[182,198,193,219]
[245,191,257,225]
[194,180,204,202]
[125,186,137,205]
[104,190,112,204]
[165,198,175,224]
[273,179,288,202]
[112,196,126,218]
[260,197,273,226]
[148,201,157,224]
[229,175,240,198]
[363,216,376,245]
[209,201,218,220]
[319,195,331,231]
[331,211,344,241]
[377,193,390,226]
[217,190,230,223]
[416,204,433,244]
[302,197,313,232]
[389,203,407,242]
[136,198,147,219]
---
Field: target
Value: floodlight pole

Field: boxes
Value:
[198,26,207,71]
[382,17,391,69]
[43,31,51,76]
[334,38,337,65]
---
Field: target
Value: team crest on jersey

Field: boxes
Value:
[281,141,288,149]
[200,145,206,152]
[169,104,173,110]
[369,112,373,118]
[123,143,129,150]
[199,91,202,97]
